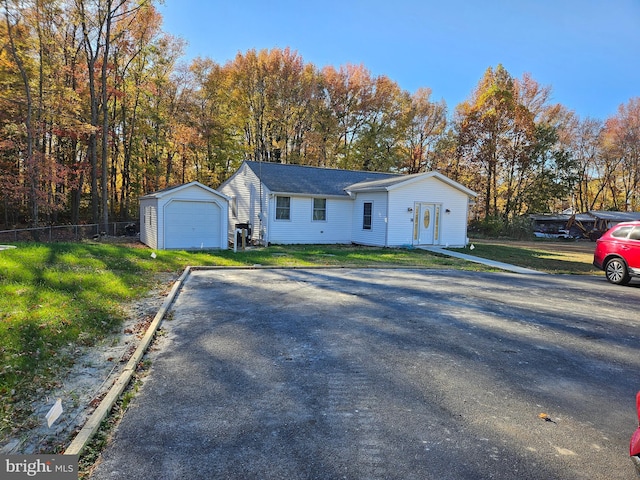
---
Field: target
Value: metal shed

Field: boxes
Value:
[139,181,229,250]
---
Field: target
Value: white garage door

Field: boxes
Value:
[164,200,221,249]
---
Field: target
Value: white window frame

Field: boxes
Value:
[231,196,237,218]
[363,201,372,230]
[312,198,327,222]
[275,196,291,221]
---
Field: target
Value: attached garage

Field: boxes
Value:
[139,181,229,250]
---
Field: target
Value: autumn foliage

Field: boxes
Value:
[0,2,638,229]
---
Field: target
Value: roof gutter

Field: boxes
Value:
[269,191,351,199]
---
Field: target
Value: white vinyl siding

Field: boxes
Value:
[139,200,158,249]
[219,162,270,244]
[268,196,352,244]
[386,176,471,247]
[220,162,474,247]
[351,193,387,246]
[230,196,237,218]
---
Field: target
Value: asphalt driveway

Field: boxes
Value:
[90,268,640,479]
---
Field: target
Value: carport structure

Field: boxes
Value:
[90,268,640,480]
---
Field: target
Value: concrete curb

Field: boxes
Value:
[64,266,192,456]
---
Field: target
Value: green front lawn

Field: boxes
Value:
[449,241,600,275]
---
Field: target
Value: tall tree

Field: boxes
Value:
[455,65,517,218]
[455,65,574,219]
[109,2,164,217]
[75,0,150,228]
[320,63,378,169]
[74,0,101,223]
[602,98,640,211]
[400,87,447,174]
[353,75,405,171]
[186,57,241,183]
[3,0,38,224]
[561,115,604,211]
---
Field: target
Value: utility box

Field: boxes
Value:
[235,222,252,246]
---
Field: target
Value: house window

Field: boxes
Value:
[313,198,326,221]
[275,196,291,220]
[231,196,237,218]
[363,202,372,230]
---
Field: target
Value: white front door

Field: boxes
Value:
[413,203,439,245]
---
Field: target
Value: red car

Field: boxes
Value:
[593,221,640,285]
[632,391,640,476]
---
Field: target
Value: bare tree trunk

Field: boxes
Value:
[4,2,38,226]
[76,0,101,224]
[101,0,113,232]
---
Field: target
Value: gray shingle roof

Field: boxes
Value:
[244,161,402,197]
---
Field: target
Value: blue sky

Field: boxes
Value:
[158,0,639,120]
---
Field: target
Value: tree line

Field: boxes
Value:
[1,0,639,230]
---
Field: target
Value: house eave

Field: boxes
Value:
[268,191,351,199]
[141,181,231,201]
[346,172,477,199]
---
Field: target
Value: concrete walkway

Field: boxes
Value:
[419,246,547,274]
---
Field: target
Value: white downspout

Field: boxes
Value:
[384,190,389,247]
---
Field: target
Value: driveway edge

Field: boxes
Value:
[64,266,192,456]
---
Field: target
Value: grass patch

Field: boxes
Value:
[212,244,494,269]
[0,242,164,437]
[449,241,600,275]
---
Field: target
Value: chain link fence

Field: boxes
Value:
[0,221,139,243]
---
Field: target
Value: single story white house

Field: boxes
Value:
[218,161,477,248]
[139,181,229,250]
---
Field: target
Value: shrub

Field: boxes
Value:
[469,215,534,240]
